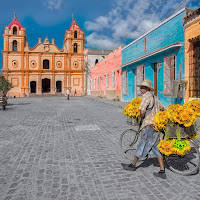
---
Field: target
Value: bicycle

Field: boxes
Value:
[120,117,200,176]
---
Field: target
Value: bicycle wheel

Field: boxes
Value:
[165,139,200,175]
[120,129,139,161]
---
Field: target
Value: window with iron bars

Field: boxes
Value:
[189,41,200,97]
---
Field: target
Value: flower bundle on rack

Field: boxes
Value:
[157,128,191,156]
[155,99,200,156]
[158,139,191,156]
[123,97,141,119]
[154,100,199,132]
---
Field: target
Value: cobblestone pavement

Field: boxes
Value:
[0,96,200,200]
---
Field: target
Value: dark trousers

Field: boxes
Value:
[67,94,69,100]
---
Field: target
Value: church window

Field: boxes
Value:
[73,43,78,53]
[43,59,49,69]
[12,40,17,51]
[13,27,17,35]
[74,31,77,38]
[95,59,98,65]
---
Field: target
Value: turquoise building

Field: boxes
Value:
[121,8,185,108]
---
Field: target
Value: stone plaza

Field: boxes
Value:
[0,96,200,200]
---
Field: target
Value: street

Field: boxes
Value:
[0,96,200,200]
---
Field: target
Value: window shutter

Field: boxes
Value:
[91,79,93,90]
[97,77,99,89]
[106,73,109,87]
[112,71,115,88]
[163,55,176,95]
[122,71,128,95]
[136,65,144,96]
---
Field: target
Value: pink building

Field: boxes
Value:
[90,46,122,100]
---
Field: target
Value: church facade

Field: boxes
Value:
[1,16,85,97]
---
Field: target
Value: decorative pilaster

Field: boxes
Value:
[64,72,67,94]
[21,72,25,96]
[52,55,55,70]
[37,74,42,95]
[20,54,24,70]
[38,53,41,70]
[68,55,71,70]
[25,53,29,70]
[25,72,29,95]
[67,73,71,89]
[51,73,55,94]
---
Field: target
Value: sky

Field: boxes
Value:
[0,0,200,69]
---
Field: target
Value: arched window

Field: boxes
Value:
[13,27,17,35]
[73,43,78,53]
[12,40,17,51]
[43,59,49,69]
[74,31,77,38]
[95,59,98,65]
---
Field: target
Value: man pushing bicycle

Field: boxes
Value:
[121,79,166,179]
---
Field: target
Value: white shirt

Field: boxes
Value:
[66,90,69,95]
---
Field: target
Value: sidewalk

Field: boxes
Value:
[84,96,129,109]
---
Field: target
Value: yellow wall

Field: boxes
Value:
[184,16,200,102]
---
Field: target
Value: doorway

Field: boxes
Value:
[42,78,50,93]
[56,81,62,92]
[30,81,36,93]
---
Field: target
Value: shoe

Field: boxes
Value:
[153,171,167,179]
[121,163,136,171]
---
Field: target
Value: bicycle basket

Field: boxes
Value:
[166,122,197,138]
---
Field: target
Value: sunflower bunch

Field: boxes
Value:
[122,97,141,118]
[184,99,200,117]
[157,139,174,156]
[154,111,169,131]
[189,132,199,140]
[167,104,183,123]
[158,139,191,156]
[166,104,196,127]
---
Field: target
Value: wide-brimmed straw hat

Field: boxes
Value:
[136,79,154,91]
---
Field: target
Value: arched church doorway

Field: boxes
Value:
[42,78,50,93]
[56,81,62,92]
[30,81,36,93]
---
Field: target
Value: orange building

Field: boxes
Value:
[1,15,85,97]
[184,7,200,102]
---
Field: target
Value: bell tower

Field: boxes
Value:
[2,12,27,96]
[63,18,85,53]
[2,12,26,73]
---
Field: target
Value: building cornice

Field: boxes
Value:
[121,42,182,68]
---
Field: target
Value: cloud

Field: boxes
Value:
[84,0,199,49]
[85,33,121,49]
[43,0,63,11]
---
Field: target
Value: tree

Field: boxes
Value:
[0,75,13,92]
